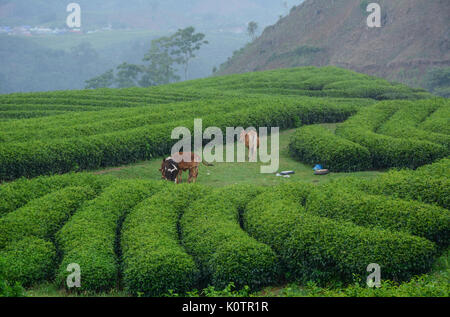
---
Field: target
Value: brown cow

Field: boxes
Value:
[171,152,213,184]
[239,130,260,162]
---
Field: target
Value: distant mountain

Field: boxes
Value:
[217,0,450,90]
[0,0,306,93]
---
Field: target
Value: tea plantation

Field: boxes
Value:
[0,67,448,297]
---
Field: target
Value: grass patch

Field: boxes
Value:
[92,128,382,187]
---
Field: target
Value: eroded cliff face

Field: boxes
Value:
[217,0,450,88]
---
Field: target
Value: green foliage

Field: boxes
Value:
[181,187,280,290]
[244,191,437,285]
[0,257,24,297]
[0,237,56,287]
[360,0,371,13]
[201,283,252,298]
[425,67,450,97]
[346,158,450,209]
[0,186,96,249]
[289,125,371,172]
[121,184,205,296]
[0,173,113,217]
[56,180,163,292]
[0,94,361,182]
[85,69,115,89]
[168,27,208,80]
[140,36,181,86]
[0,66,434,182]
[85,26,207,87]
[336,100,448,169]
[306,185,450,246]
[273,272,450,297]
[378,99,449,152]
[419,104,450,135]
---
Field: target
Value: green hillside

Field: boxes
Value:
[0,66,431,182]
[0,66,448,297]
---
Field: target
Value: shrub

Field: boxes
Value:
[336,101,447,169]
[306,185,450,246]
[56,180,164,292]
[121,184,206,296]
[289,125,371,171]
[0,237,56,287]
[0,96,362,182]
[377,99,449,152]
[351,161,450,209]
[0,173,113,217]
[0,186,96,249]
[419,104,450,135]
[180,188,280,290]
[416,158,450,177]
[244,192,437,284]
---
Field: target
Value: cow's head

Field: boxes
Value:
[159,157,179,182]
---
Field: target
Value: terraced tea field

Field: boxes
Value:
[0,66,448,297]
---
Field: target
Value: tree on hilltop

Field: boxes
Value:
[247,21,258,41]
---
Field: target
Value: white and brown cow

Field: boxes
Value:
[159,157,180,183]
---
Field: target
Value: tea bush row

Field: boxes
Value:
[0,173,113,217]
[0,237,56,287]
[377,99,449,152]
[244,192,437,284]
[0,98,360,181]
[336,101,447,169]
[121,185,205,296]
[419,104,450,135]
[330,158,450,210]
[306,185,450,246]
[0,186,96,249]
[56,180,163,292]
[288,125,371,172]
[180,187,280,290]
[0,97,270,143]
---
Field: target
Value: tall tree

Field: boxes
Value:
[168,27,208,81]
[84,26,207,89]
[115,62,143,88]
[247,21,258,41]
[140,36,180,87]
[85,69,115,89]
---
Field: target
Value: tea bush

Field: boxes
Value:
[244,192,437,284]
[0,173,113,217]
[0,66,428,181]
[419,104,450,135]
[0,237,56,287]
[121,184,206,296]
[289,125,371,171]
[347,159,450,209]
[336,101,447,169]
[181,189,280,290]
[0,97,361,181]
[0,186,96,249]
[306,185,450,246]
[56,180,163,292]
[378,99,449,152]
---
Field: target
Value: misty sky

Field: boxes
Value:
[0,0,304,32]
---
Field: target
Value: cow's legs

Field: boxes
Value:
[192,167,198,183]
[188,169,193,183]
